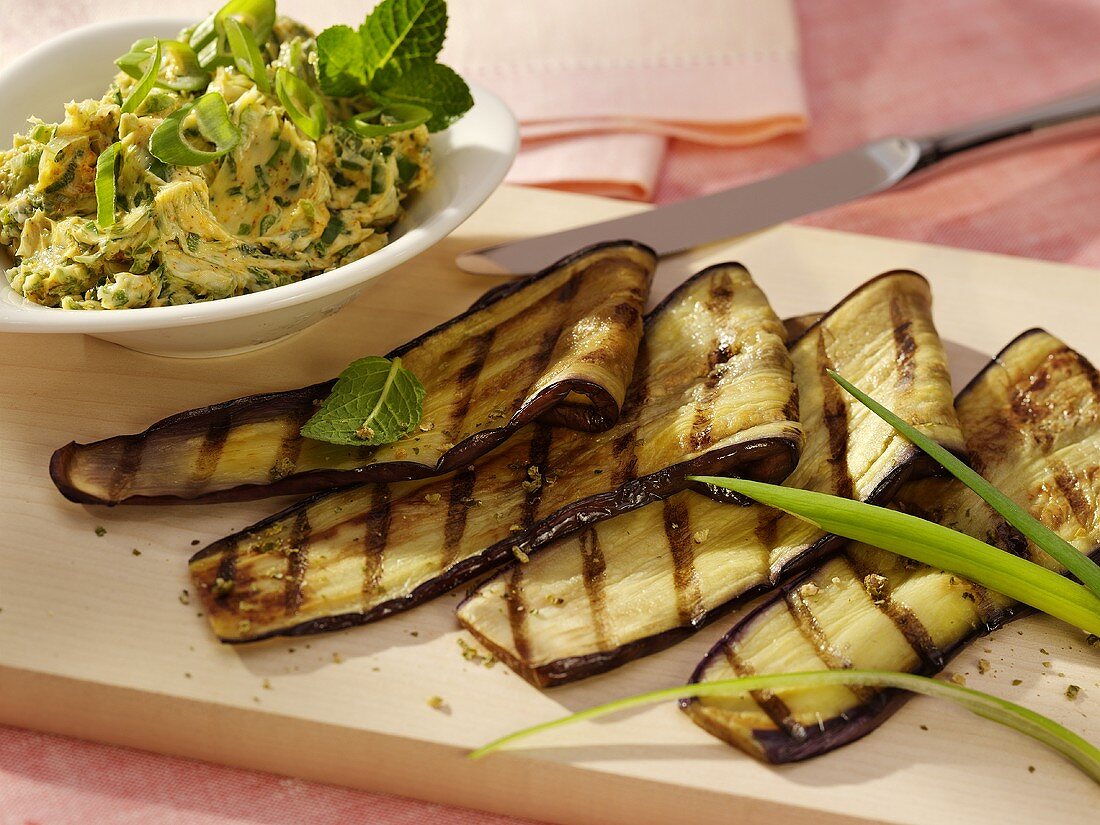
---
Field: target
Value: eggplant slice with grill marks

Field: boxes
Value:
[50,242,656,505]
[189,262,804,642]
[684,329,1100,764]
[457,271,966,687]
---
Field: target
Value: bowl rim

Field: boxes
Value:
[0,16,518,332]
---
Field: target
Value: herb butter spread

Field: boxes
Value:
[0,4,462,309]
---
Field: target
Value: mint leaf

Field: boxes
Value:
[376,59,473,131]
[359,0,447,86]
[316,25,367,97]
[301,356,426,446]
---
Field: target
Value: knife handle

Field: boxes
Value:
[913,84,1100,169]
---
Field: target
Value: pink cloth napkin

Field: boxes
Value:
[442,0,809,199]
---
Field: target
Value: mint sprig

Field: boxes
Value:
[360,0,447,86]
[301,356,425,446]
[315,0,472,132]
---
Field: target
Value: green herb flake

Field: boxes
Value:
[94,526,107,537]
[301,355,425,446]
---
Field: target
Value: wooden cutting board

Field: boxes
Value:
[1,184,1097,825]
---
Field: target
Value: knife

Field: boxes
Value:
[456,84,1100,276]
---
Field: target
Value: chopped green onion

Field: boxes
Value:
[276,68,327,140]
[223,16,270,93]
[344,104,431,137]
[829,370,1100,601]
[116,38,209,92]
[689,476,1100,636]
[120,39,162,114]
[94,142,122,229]
[150,92,241,166]
[190,0,276,69]
[469,670,1100,785]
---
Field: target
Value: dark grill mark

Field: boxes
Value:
[520,424,554,528]
[192,411,233,483]
[268,403,314,483]
[704,269,736,314]
[448,330,497,431]
[283,509,312,615]
[755,510,780,548]
[579,527,615,651]
[818,333,855,500]
[889,296,917,390]
[609,347,651,485]
[664,499,706,626]
[722,643,806,741]
[556,271,581,303]
[214,546,238,593]
[784,589,875,704]
[106,439,145,502]
[442,469,478,567]
[362,484,390,601]
[845,554,944,670]
[1052,461,1096,533]
[689,343,734,452]
[476,328,558,410]
[611,300,641,326]
[505,568,532,663]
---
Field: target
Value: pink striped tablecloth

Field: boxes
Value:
[5,1,1100,823]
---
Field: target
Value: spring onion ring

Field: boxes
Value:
[120,39,162,114]
[224,16,270,93]
[190,0,276,69]
[469,671,1100,786]
[344,104,430,138]
[275,67,327,140]
[116,38,209,92]
[94,142,122,229]
[829,370,1100,601]
[149,92,241,166]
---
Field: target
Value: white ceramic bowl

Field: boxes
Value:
[0,18,518,357]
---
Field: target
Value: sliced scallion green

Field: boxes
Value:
[829,370,1100,600]
[149,92,241,166]
[94,142,122,229]
[224,16,270,93]
[276,68,327,140]
[190,0,276,69]
[116,38,209,92]
[469,670,1100,785]
[343,104,431,138]
[689,476,1100,636]
[120,39,162,114]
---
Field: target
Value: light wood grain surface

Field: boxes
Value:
[1,184,1098,825]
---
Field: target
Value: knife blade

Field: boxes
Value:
[457,83,1100,276]
[456,137,921,276]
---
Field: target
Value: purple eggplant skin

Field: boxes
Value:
[682,327,1100,764]
[49,240,656,506]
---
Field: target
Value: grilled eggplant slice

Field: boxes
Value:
[684,329,1100,763]
[50,242,656,504]
[190,262,804,642]
[457,271,966,686]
